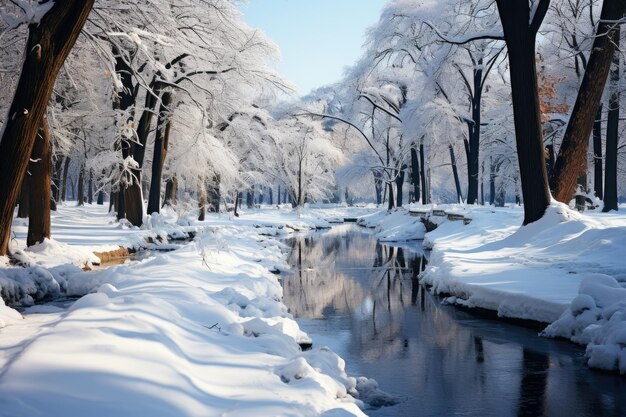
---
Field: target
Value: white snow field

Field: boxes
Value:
[0,204,388,417]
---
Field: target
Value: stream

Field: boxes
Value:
[281,224,626,417]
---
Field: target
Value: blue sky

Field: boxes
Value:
[238,0,387,96]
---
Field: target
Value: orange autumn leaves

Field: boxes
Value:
[537,56,570,123]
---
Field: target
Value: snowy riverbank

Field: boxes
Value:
[395,202,626,375]
[0,204,386,417]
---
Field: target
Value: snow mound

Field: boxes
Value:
[358,209,426,241]
[542,273,626,374]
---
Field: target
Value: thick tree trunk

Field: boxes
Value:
[593,105,604,200]
[604,33,620,213]
[466,66,483,205]
[410,147,420,203]
[0,0,94,255]
[97,191,104,205]
[27,121,52,247]
[268,187,273,205]
[552,0,626,203]
[147,92,173,214]
[450,145,463,203]
[17,172,31,219]
[495,0,551,225]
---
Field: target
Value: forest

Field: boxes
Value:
[1,0,626,416]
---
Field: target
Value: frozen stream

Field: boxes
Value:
[281,224,626,417]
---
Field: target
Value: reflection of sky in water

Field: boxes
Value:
[282,225,626,417]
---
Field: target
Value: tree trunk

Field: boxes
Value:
[61,156,70,202]
[247,187,254,209]
[268,187,274,205]
[387,181,394,211]
[575,174,587,212]
[604,32,620,213]
[495,0,551,225]
[17,172,31,219]
[207,175,220,213]
[0,0,94,255]
[593,105,604,200]
[27,121,52,247]
[198,182,207,221]
[87,169,93,204]
[147,92,173,215]
[466,65,483,205]
[552,0,626,203]
[51,154,64,210]
[97,191,104,205]
[410,147,420,203]
[395,167,406,208]
[234,191,241,217]
[374,171,384,205]
[450,145,463,203]
[419,144,427,204]
[489,157,496,205]
[77,163,85,206]
[163,177,178,207]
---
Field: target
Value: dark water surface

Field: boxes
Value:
[281,225,626,417]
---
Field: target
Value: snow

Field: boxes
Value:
[357,209,425,241]
[0,203,383,416]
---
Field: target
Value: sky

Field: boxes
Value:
[238,0,387,96]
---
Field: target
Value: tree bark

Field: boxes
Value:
[395,166,406,208]
[163,177,178,207]
[27,120,52,247]
[604,31,620,212]
[387,181,394,211]
[450,145,463,203]
[17,172,31,219]
[495,0,551,224]
[0,0,94,255]
[410,147,420,203]
[61,156,70,202]
[593,105,604,200]
[552,0,626,203]
[87,169,94,204]
[466,64,483,205]
[77,163,85,206]
[51,154,64,210]
[198,182,207,221]
[147,92,173,214]
[419,144,427,204]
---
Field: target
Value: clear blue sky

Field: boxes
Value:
[238,0,387,96]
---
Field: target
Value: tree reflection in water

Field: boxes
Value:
[281,225,626,417]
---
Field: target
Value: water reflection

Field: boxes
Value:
[282,225,626,417]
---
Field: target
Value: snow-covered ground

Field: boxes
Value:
[0,203,385,417]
